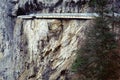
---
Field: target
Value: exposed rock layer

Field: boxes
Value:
[11,0,120,16]
[0,0,120,80]
[13,18,92,80]
[0,0,14,79]
[12,0,91,16]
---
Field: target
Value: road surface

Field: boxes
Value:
[17,13,120,19]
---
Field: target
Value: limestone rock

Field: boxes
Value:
[13,19,93,80]
[0,0,120,80]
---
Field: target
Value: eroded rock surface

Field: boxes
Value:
[13,19,92,80]
[11,0,120,16]
[0,0,15,80]
[12,0,92,16]
[0,0,120,80]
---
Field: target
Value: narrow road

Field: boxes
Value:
[17,13,120,19]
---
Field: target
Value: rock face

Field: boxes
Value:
[11,0,120,16]
[13,18,92,80]
[0,0,92,79]
[0,0,15,80]
[12,0,92,16]
[0,0,120,80]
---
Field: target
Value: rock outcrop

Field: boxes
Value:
[0,0,120,80]
[11,0,92,16]
[13,18,92,80]
[0,0,15,79]
[11,0,120,16]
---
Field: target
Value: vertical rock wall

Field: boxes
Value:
[0,0,120,80]
[0,0,15,80]
[0,0,90,79]
[13,18,93,80]
[12,0,91,16]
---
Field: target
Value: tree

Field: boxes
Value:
[71,0,120,80]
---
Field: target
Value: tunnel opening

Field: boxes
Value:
[17,7,26,16]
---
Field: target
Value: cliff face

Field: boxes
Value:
[0,0,92,80]
[12,0,91,16]
[0,0,14,80]
[11,0,120,16]
[13,18,92,80]
[0,0,120,80]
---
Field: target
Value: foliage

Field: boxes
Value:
[71,0,120,80]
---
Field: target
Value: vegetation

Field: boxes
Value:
[71,0,120,80]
